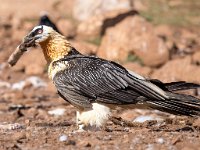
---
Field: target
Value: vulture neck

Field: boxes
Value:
[39,33,72,64]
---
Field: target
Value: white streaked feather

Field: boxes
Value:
[48,61,69,79]
[127,69,167,98]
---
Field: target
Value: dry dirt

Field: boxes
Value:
[0,67,199,150]
[0,0,200,150]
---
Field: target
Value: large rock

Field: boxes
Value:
[155,25,200,58]
[57,19,76,37]
[71,40,98,55]
[131,0,147,11]
[155,25,174,38]
[77,9,137,39]
[73,0,132,21]
[97,16,169,66]
[53,1,75,16]
[192,51,200,64]
[151,56,200,83]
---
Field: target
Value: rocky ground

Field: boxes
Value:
[0,0,200,149]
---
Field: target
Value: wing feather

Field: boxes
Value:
[53,56,167,108]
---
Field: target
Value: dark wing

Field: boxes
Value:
[53,56,167,109]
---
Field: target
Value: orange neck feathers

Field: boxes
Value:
[39,33,71,64]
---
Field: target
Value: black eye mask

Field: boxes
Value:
[29,26,44,38]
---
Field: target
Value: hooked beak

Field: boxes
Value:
[21,34,37,49]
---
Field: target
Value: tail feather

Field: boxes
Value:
[147,92,200,116]
[168,93,200,106]
[148,101,199,116]
[149,79,200,92]
[164,81,200,91]
[147,79,200,116]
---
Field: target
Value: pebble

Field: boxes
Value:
[0,123,24,130]
[156,138,164,144]
[26,76,47,88]
[0,81,11,88]
[48,108,66,116]
[59,134,68,142]
[133,116,155,123]
[133,115,163,123]
[12,81,26,90]
[146,144,155,150]
[11,76,46,90]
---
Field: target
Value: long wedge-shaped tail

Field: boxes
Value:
[150,79,200,92]
[164,81,200,92]
[147,92,200,116]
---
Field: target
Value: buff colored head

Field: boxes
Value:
[25,25,54,45]
[22,25,71,63]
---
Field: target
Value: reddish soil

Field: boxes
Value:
[0,72,199,150]
[0,0,200,150]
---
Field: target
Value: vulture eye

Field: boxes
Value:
[37,29,43,34]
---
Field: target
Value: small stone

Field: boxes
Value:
[11,81,26,90]
[48,108,66,116]
[59,134,68,142]
[26,108,38,118]
[11,76,46,90]
[85,142,92,147]
[26,76,47,88]
[133,116,155,123]
[37,109,49,119]
[12,132,26,140]
[0,123,24,130]
[156,138,164,144]
[25,119,30,125]
[0,81,11,88]
[193,118,200,127]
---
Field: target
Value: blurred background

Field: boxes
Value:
[0,0,200,149]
